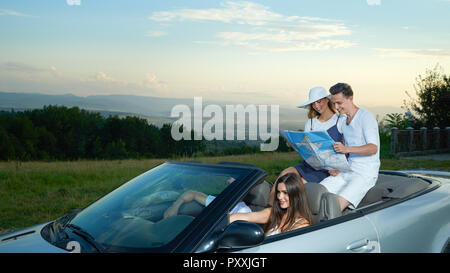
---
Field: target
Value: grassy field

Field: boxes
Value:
[1,152,449,234]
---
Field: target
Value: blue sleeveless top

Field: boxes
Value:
[293,115,344,183]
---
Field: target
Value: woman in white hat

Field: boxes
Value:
[279,86,346,184]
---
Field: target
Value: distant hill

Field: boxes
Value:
[0,91,303,129]
[0,91,402,130]
[0,91,190,116]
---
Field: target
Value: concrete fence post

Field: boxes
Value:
[433,127,440,150]
[420,127,427,151]
[406,127,414,152]
[446,127,450,150]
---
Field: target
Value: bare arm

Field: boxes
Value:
[229,208,271,224]
[333,142,378,155]
[164,191,207,218]
[328,143,377,176]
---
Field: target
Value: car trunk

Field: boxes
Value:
[357,172,431,208]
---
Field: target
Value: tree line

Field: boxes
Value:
[0,105,293,161]
[0,105,207,161]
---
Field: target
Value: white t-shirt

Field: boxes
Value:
[342,108,380,177]
[304,113,346,133]
[205,195,251,214]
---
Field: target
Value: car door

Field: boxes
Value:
[235,214,380,253]
[361,182,449,252]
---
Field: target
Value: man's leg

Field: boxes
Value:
[337,196,350,211]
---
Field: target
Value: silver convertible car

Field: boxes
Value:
[0,161,449,253]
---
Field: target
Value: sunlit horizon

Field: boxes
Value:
[1,0,449,110]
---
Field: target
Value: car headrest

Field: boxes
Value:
[243,181,272,211]
[304,183,328,215]
[319,192,342,221]
[304,183,341,223]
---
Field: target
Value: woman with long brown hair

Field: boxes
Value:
[229,172,313,235]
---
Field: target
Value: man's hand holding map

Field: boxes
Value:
[281,130,351,171]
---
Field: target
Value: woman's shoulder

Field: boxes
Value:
[291,217,310,230]
[304,117,316,131]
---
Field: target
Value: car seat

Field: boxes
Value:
[304,183,342,223]
[243,180,272,212]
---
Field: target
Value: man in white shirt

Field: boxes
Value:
[320,83,380,210]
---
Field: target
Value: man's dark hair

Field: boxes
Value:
[329,83,353,98]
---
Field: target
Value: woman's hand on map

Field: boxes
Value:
[328,170,340,176]
[284,139,293,149]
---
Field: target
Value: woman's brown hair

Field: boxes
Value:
[264,173,313,233]
[307,98,337,119]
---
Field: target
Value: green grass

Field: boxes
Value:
[1,152,449,234]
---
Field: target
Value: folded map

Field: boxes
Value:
[281,130,351,171]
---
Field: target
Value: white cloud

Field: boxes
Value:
[366,0,381,6]
[145,30,168,37]
[0,9,35,17]
[373,48,450,58]
[50,66,62,78]
[149,1,283,26]
[0,62,45,73]
[0,62,62,77]
[219,23,351,42]
[217,29,356,52]
[82,72,117,83]
[149,1,355,52]
[77,72,167,96]
[80,72,167,91]
[141,73,166,90]
[66,0,81,6]
[94,72,115,82]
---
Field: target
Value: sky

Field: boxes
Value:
[0,0,449,109]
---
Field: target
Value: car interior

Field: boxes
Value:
[242,172,432,225]
[357,173,430,208]
[241,180,341,224]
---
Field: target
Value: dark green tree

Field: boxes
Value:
[0,127,15,160]
[383,113,409,129]
[404,65,450,128]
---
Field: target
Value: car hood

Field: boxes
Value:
[0,222,68,253]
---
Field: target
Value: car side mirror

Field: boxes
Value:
[217,220,264,249]
[195,220,265,252]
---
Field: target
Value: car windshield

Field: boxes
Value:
[68,162,251,251]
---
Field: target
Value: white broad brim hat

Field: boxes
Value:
[297,86,330,108]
